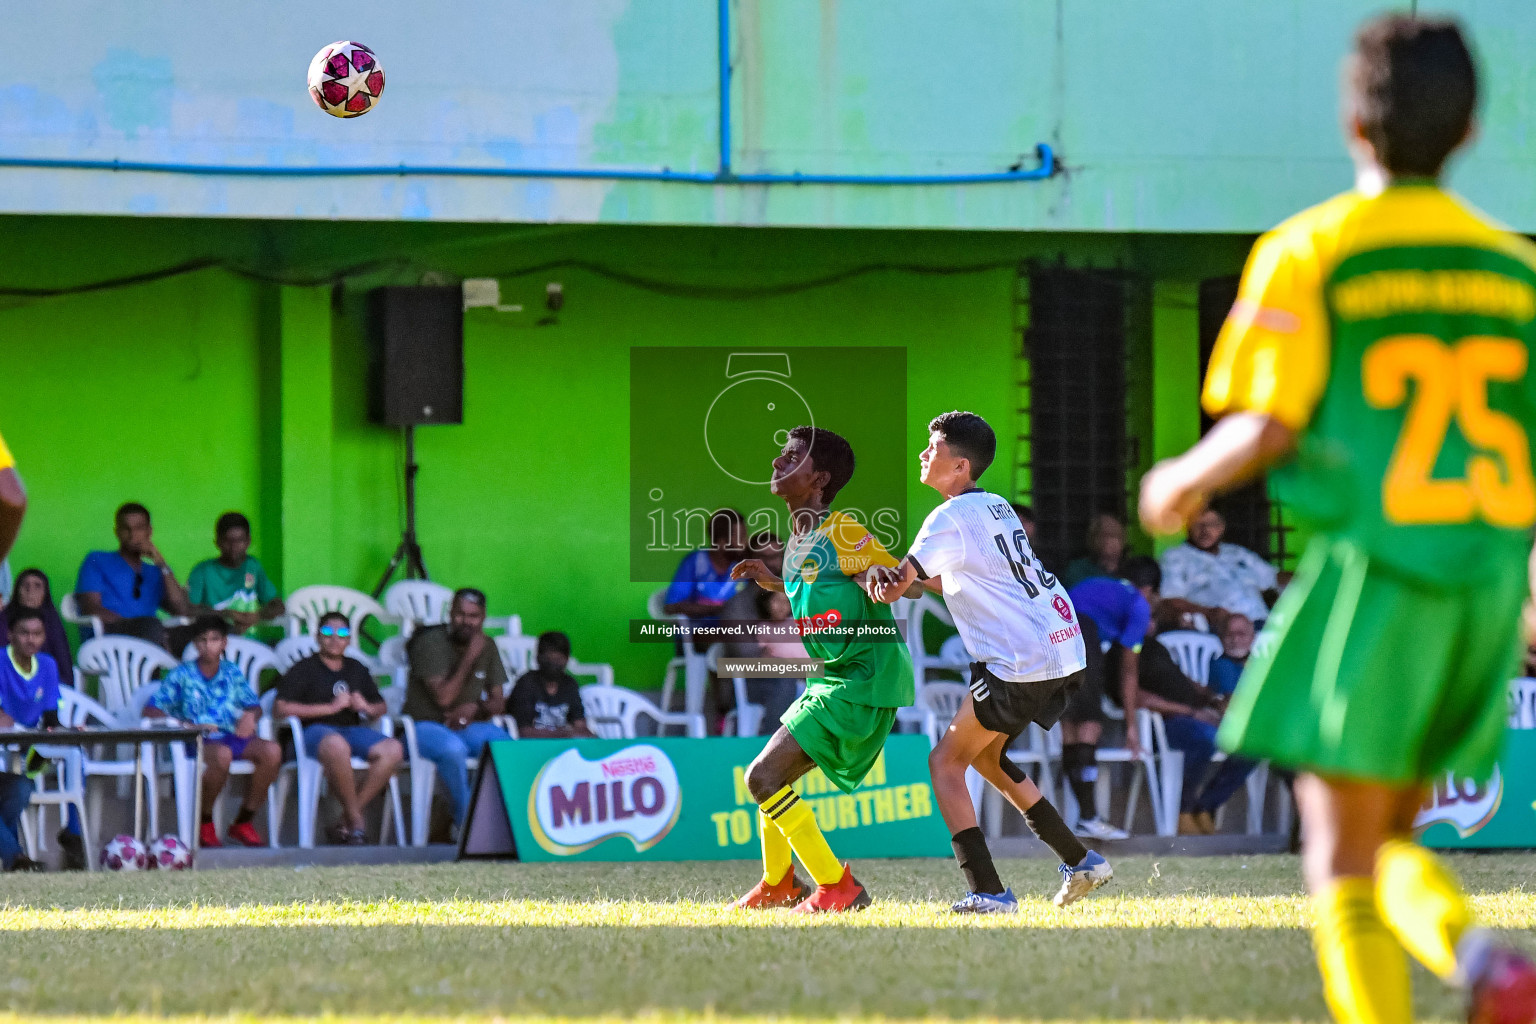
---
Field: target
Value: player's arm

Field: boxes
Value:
[730,559,784,593]
[0,467,25,566]
[1141,221,1326,535]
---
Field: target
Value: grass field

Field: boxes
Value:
[0,854,1532,1023]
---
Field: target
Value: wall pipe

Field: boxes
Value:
[0,2,1054,186]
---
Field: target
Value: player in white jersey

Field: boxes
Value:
[867,412,1113,911]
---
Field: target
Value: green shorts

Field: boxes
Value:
[782,685,898,795]
[1218,536,1525,785]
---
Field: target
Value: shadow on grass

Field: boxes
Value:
[0,922,1376,1021]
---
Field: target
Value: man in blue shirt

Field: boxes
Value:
[0,608,62,871]
[75,502,191,649]
[663,508,745,626]
[146,616,279,848]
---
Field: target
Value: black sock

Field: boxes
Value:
[1025,798,1089,867]
[234,807,255,826]
[951,826,1005,895]
[200,812,215,825]
[1062,742,1100,820]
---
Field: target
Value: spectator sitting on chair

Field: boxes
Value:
[721,530,783,628]
[75,502,191,649]
[187,512,285,637]
[2,568,74,684]
[275,611,403,845]
[743,590,806,734]
[1158,508,1280,633]
[663,508,745,628]
[1063,513,1128,590]
[404,588,511,834]
[508,631,593,739]
[1209,614,1255,698]
[145,615,279,848]
[0,608,66,871]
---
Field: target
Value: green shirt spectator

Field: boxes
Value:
[404,622,508,723]
[186,512,285,634]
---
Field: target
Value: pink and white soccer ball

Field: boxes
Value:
[99,834,148,871]
[148,834,194,871]
[307,41,385,118]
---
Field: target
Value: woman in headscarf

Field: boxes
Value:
[3,568,73,683]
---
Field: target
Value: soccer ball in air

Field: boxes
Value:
[100,834,148,871]
[148,834,194,870]
[307,41,385,118]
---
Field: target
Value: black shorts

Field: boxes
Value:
[969,662,1085,738]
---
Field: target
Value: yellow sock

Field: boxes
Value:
[1313,878,1411,1024]
[759,812,791,883]
[761,785,842,886]
[1377,838,1472,981]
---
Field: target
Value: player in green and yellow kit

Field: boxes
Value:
[729,425,914,913]
[0,429,26,564]
[1141,15,1536,1024]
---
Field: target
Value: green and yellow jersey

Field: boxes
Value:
[1204,183,1536,587]
[782,510,914,709]
[0,430,12,473]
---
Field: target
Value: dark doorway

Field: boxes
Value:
[1024,268,1130,571]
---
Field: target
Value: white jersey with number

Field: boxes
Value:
[907,490,1086,683]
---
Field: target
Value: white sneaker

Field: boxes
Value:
[1073,817,1129,841]
[1053,851,1113,908]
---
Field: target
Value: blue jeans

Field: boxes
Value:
[1162,715,1258,816]
[0,773,35,869]
[411,721,510,825]
[303,723,390,760]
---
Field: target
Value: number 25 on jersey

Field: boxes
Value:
[1363,334,1536,528]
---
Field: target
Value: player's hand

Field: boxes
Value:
[870,565,905,603]
[1124,722,1143,755]
[1139,460,1209,536]
[731,559,775,584]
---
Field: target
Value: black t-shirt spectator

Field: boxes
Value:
[277,653,383,727]
[509,670,584,733]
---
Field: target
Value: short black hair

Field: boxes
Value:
[1010,503,1035,525]
[216,511,251,537]
[190,614,229,638]
[115,502,150,525]
[1349,14,1477,177]
[928,411,996,481]
[453,587,487,609]
[708,509,744,546]
[787,426,856,505]
[537,630,571,657]
[1121,555,1162,593]
[317,610,350,630]
[7,607,44,632]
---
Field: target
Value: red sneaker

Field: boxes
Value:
[1471,948,1536,1024]
[199,822,222,848]
[791,864,872,914]
[732,867,811,909]
[226,821,263,848]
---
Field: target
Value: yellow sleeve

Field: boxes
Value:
[827,513,898,576]
[0,430,12,473]
[1201,222,1331,431]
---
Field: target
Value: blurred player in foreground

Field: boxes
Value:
[867,412,1111,911]
[0,427,24,564]
[1141,15,1536,1024]
[729,426,914,912]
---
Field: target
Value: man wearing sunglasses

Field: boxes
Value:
[275,612,403,845]
[404,588,510,836]
[75,503,191,649]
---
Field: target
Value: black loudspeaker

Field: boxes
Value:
[367,286,464,426]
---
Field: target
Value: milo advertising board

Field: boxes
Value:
[460,735,950,862]
[1416,679,1536,850]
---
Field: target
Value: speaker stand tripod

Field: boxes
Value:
[373,425,429,598]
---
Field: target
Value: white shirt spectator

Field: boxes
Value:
[1159,541,1277,623]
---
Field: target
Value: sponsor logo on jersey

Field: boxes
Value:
[529,744,682,855]
[245,573,256,589]
[799,557,821,584]
[1052,595,1074,623]
[1413,767,1502,839]
[795,608,842,635]
[850,533,872,552]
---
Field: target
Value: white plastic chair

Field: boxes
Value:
[650,589,711,718]
[494,634,538,681]
[906,594,963,690]
[283,585,391,639]
[180,636,278,690]
[913,681,985,822]
[60,593,105,640]
[1156,631,1225,686]
[1066,693,1177,837]
[581,684,706,739]
[163,688,287,848]
[278,705,404,849]
[4,708,92,870]
[706,645,765,738]
[383,580,455,639]
[54,686,154,850]
[77,636,177,715]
